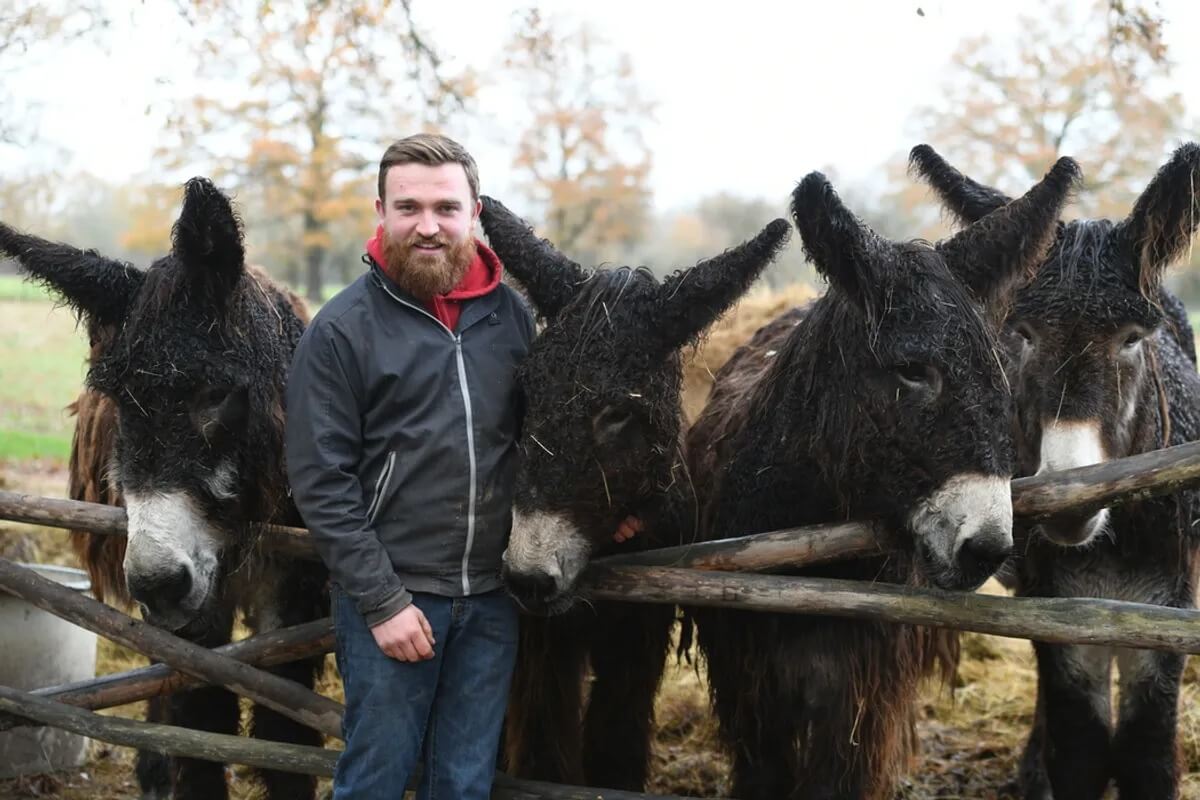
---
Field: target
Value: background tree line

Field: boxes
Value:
[1,0,1195,301]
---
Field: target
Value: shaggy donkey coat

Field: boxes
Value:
[480,196,789,790]
[0,179,326,800]
[912,142,1200,800]
[687,162,1078,799]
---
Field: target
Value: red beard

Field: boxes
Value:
[381,230,475,299]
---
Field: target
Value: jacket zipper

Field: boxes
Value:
[366,451,396,525]
[377,279,479,594]
[454,335,478,594]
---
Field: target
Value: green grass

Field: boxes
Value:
[0,274,55,301]
[0,428,71,460]
[0,300,88,462]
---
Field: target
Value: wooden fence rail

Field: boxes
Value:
[0,684,334,776]
[7,559,1200,735]
[0,617,335,732]
[0,685,714,800]
[585,566,1200,653]
[5,441,1200,789]
[6,439,1200,575]
[0,489,316,560]
[0,558,343,739]
[1010,437,1200,518]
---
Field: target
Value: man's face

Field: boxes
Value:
[375,161,482,298]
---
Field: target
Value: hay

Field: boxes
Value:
[682,283,819,422]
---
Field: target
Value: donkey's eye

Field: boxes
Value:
[1014,324,1035,346]
[1120,330,1145,350]
[893,363,940,391]
[194,385,233,408]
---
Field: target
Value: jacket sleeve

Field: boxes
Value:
[285,319,412,626]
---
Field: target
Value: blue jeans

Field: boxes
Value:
[331,585,518,800]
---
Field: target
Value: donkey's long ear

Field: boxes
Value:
[937,157,1079,313]
[0,221,143,329]
[791,172,892,315]
[479,196,588,320]
[909,144,1012,226]
[171,177,245,303]
[1115,142,1200,296]
[655,219,790,352]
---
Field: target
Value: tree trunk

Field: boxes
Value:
[303,210,326,303]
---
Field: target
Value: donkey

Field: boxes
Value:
[911,142,1200,800]
[0,178,327,800]
[686,161,1079,799]
[478,197,789,790]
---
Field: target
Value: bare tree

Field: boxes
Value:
[915,0,1185,218]
[501,8,654,264]
[157,0,472,299]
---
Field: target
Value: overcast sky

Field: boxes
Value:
[4,0,1199,213]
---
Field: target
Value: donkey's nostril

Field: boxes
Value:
[504,567,559,604]
[128,563,193,615]
[959,524,1012,577]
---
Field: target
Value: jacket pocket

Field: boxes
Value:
[365,451,397,525]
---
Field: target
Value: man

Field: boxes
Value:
[285,133,534,799]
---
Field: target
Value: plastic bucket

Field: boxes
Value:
[0,563,98,778]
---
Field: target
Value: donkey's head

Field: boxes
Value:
[790,159,1077,589]
[912,143,1200,546]
[481,197,789,613]
[0,178,302,634]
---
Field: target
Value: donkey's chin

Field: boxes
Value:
[140,602,221,640]
[1036,509,1110,547]
[507,587,582,618]
[175,610,224,641]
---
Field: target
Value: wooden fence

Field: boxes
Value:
[3,439,1200,797]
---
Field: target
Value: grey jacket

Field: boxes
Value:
[285,260,534,625]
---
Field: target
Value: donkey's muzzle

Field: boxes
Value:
[502,564,564,614]
[956,524,1012,589]
[1036,508,1109,547]
[127,563,194,620]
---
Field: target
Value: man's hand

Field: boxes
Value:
[370,603,436,662]
[613,515,643,543]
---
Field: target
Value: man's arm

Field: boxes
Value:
[285,321,412,627]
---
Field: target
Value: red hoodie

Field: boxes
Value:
[366,225,503,331]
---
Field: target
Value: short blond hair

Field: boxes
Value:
[378,133,479,202]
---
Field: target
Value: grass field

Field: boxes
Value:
[0,296,87,461]
[0,274,58,301]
